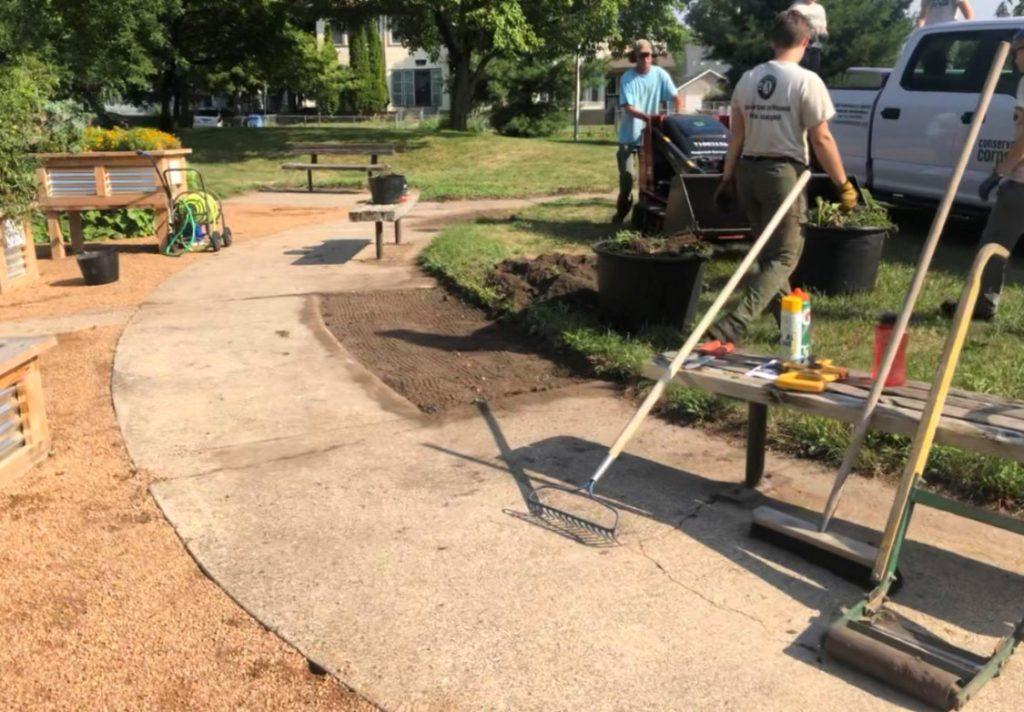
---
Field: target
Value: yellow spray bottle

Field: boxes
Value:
[779,288,811,363]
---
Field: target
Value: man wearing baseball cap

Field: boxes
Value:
[613,39,684,224]
[707,10,857,345]
[941,29,1024,321]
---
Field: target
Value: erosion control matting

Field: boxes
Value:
[320,288,586,412]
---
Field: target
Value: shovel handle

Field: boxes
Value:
[589,170,812,485]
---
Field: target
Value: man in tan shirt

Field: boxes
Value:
[709,10,857,345]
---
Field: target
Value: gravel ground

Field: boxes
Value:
[0,198,369,709]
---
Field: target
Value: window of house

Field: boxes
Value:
[386,17,402,46]
[391,68,444,108]
[331,25,347,47]
[584,83,602,102]
[901,30,1018,95]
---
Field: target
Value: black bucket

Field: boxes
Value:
[369,174,408,204]
[791,226,886,295]
[594,245,707,331]
[76,250,120,286]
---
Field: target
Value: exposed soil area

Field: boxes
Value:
[487,252,597,312]
[320,288,587,412]
[597,231,708,257]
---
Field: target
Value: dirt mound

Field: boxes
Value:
[487,253,597,312]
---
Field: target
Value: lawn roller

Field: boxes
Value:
[137,150,233,256]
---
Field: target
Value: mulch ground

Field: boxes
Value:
[320,288,588,412]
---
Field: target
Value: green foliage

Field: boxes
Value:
[488,55,573,137]
[31,209,154,243]
[344,16,389,115]
[661,383,732,423]
[278,27,352,115]
[808,191,897,231]
[688,0,913,84]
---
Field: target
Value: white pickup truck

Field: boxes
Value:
[829,18,1023,215]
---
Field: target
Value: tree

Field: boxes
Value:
[343,15,389,114]
[688,0,912,85]
[996,0,1024,16]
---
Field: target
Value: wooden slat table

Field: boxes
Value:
[641,352,1024,487]
[348,192,420,259]
[284,143,397,192]
[0,336,56,481]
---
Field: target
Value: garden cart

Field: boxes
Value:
[137,150,233,256]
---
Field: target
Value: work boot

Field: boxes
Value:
[939,299,994,322]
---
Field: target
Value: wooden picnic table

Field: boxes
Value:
[641,352,1024,487]
[283,143,397,192]
[348,191,419,259]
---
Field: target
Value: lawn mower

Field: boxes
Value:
[137,150,233,256]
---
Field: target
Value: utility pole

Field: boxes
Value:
[573,52,582,142]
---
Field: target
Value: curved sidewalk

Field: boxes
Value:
[113,194,1024,711]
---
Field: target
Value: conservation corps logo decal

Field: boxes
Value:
[757,75,777,100]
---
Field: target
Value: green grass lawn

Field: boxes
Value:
[420,199,1024,509]
[182,124,619,200]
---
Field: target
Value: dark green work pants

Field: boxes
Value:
[710,158,807,344]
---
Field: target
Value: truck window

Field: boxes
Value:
[901,30,1019,96]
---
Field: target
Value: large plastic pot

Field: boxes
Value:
[791,225,886,295]
[594,244,708,331]
[76,250,120,286]
[369,174,408,204]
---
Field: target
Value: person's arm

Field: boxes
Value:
[673,93,684,114]
[622,104,649,122]
[958,0,974,19]
[996,109,1024,177]
[721,110,745,184]
[809,121,847,186]
[916,5,927,27]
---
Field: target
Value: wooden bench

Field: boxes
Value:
[0,336,56,481]
[348,191,420,259]
[641,352,1024,488]
[283,143,397,192]
[35,149,191,258]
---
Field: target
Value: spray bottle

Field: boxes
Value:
[779,288,812,363]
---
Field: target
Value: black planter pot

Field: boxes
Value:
[594,244,708,331]
[369,174,408,204]
[791,225,886,295]
[76,250,120,286]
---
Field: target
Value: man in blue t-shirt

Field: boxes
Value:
[614,39,683,224]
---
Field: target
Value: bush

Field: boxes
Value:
[32,208,154,243]
[492,110,568,138]
[82,127,181,151]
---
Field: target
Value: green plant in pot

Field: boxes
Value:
[592,230,713,332]
[792,189,896,295]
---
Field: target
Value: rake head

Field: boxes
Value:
[525,483,620,545]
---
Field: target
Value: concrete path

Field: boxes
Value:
[114,192,1024,711]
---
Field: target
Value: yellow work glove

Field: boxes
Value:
[838,179,858,213]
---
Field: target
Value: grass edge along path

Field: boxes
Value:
[419,199,1024,512]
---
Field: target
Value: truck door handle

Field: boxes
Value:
[880,107,901,120]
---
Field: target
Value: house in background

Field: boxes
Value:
[316,18,450,113]
[676,68,728,112]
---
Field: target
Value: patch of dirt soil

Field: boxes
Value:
[320,288,588,412]
[487,252,597,312]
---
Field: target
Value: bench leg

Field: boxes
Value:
[308,153,317,192]
[68,212,85,255]
[395,218,402,245]
[375,221,384,259]
[746,402,768,487]
[46,213,66,259]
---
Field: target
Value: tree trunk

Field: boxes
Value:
[447,53,474,131]
[573,53,581,142]
[158,71,175,132]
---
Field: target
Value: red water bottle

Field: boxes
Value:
[872,312,908,387]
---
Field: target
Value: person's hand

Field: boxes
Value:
[979,170,1002,202]
[714,178,735,213]
[837,179,858,212]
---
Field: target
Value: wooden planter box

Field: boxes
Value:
[0,217,39,294]
[35,149,192,257]
[0,337,56,481]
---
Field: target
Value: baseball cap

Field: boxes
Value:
[633,39,654,56]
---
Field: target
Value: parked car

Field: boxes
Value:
[192,109,224,128]
[828,19,1023,215]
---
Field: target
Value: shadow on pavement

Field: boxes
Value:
[286,239,370,265]
[426,405,1024,709]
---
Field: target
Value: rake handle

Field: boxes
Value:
[872,243,1009,582]
[818,41,1010,532]
[589,170,812,485]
